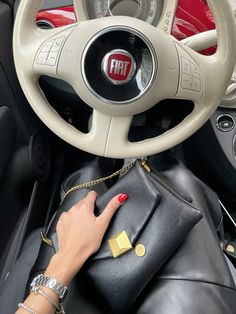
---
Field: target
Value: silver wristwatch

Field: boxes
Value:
[30,274,68,301]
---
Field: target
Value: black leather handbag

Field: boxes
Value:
[52,159,203,313]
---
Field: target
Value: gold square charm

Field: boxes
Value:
[108,231,133,258]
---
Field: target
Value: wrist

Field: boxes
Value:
[45,251,87,286]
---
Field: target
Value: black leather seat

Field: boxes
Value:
[1,155,236,313]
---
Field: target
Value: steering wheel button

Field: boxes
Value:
[192,77,201,92]
[46,52,58,66]
[40,40,54,53]
[182,57,191,75]
[37,52,48,65]
[51,37,65,52]
[191,63,201,79]
[181,73,191,89]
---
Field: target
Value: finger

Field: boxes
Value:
[58,211,67,222]
[98,193,128,229]
[56,223,64,244]
[83,190,98,212]
[71,199,85,213]
[56,214,66,247]
[56,212,67,234]
[71,194,91,212]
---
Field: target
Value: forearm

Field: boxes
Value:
[15,252,86,314]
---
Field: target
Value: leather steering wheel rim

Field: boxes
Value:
[13,0,236,158]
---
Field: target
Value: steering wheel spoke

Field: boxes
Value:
[173,42,204,102]
[90,111,133,157]
[104,115,133,157]
[13,0,78,78]
[173,38,234,109]
[33,25,76,79]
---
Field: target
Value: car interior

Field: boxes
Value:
[0,0,236,313]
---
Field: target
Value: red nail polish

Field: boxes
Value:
[118,194,128,204]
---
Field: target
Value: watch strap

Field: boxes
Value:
[30,274,68,301]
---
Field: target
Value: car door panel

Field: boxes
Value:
[0,1,55,287]
[0,106,16,182]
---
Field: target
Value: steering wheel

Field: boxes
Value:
[13,0,236,158]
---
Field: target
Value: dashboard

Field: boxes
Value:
[36,0,215,54]
[85,0,163,25]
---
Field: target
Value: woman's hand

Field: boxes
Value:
[16,191,128,314]
[45,191,128,285]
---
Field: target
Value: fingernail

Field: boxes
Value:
[118,194,128,204]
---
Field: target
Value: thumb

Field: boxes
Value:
[98,194,128,230]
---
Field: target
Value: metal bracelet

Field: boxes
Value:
[18,303,38,314]
[32,287,66,313]
[33,287,59,309]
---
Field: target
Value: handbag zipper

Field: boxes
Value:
[141,160,151,173]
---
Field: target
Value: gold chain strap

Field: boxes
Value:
[41,162,135,247]
[61,161,135,203]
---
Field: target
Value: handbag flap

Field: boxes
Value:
[93,162,161,260]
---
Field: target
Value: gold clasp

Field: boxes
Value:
[108,231,133,258]
[40,231,53,247]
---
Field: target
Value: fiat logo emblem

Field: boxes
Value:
[102,49,136,85]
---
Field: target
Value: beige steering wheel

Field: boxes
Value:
[13,0,236,158]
